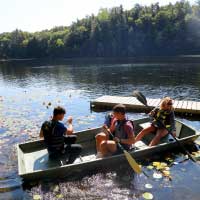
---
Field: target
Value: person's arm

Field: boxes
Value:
[65,116,73,135]
[114,123,135,145]
[109,117,117,133]
[119,134,135,145]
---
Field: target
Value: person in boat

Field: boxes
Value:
[95,104,135,157]
[135,97,176,146]
[40,106,82,164]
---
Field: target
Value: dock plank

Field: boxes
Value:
[173,100,179,109]
[152,99,161,108]
[91,95,200,116]
[148,99,156,106]
[176,100,184,109]
[147,99,154,106]
[196,102,200,114]
[186,101,193,111]
[181,101,188,112]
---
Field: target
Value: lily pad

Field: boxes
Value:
[56,194,64,199]
[147,165,154,170]
[162,170,170,176]
[145,183,153,189]
[152,162,160,167]
[142,192,154,199]
[153,172,162,179]
[152,162,168,170]
[164,167,170,171]
[33,194,42,200]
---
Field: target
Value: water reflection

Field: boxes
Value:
[1,61,200,100]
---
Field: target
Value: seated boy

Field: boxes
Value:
[40,106,82,164]
[95,104,135,157]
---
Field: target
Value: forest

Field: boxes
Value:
[0,1,200,59]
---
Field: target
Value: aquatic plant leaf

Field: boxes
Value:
[142,192,154,199]
[56,194,64,199]
[145,183,153,189]
[164,167,170,171]
[33,194,42,200]
[147,165,154,170]
[162,170,170,176]
[152,162,167,170]
[152,162,160,167]
[153,172,162,179]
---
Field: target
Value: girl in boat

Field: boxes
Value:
[135,97,176,146]
[95,104,135,157]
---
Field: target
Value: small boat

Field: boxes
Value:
[17,117,200,183]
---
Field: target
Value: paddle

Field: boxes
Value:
[132,90,197,162]
[103,127,149,177]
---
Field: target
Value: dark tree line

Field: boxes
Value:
[1,1,200,59]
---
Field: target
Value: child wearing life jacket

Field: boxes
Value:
[135,97,176,146]
[95,104,135,158]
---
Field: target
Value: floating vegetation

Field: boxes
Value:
[145,183,153,189]
[142,192,154,199]
[33,194,42,200]
[153,172,162,179]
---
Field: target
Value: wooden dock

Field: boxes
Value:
[90,95,200,115]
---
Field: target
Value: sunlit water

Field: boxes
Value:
[0,60,200,200]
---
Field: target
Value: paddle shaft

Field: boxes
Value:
[142,102,196,162]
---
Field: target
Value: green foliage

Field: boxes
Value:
[0,1,200,58]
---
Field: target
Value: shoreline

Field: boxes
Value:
[1,55,200,64]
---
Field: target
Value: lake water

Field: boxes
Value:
[0,60,200,200]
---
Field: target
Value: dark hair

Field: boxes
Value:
[53,106,66,116]
[113,104,126,114]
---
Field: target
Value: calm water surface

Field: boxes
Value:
[0,61,200,200]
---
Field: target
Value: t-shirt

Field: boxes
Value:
[41,120,67,153]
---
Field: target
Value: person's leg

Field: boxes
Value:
[64,135,77,145]
[149,128,168,146]
[95,132,108,153]
[135,125,156,142]
[66,144,82,164]
[100,140,117,157]
[106,141,117,154]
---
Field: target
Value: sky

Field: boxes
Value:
[0,0,196,33]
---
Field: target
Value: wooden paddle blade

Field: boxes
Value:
[132,90,148,106]
[123,150,142,174]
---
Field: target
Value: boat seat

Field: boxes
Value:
[138,122,178,144]
[139,122,151,129]
[160,134,175,143]
[134,141,148,150]
[175,121,182,138]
